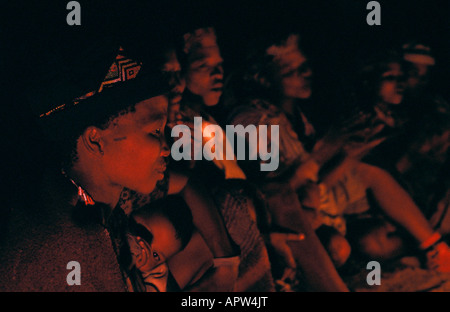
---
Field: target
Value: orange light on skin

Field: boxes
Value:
[201,121,213,139]
[201,121,228,156]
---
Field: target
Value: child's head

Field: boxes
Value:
[127,196,194,273]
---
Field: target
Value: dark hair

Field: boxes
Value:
[130,195,194,250]
[226,32,304,105]
[175,25,218,78]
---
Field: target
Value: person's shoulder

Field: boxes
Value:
[227,99,279,126]
[0,207,125,291]
[0,171,126,291]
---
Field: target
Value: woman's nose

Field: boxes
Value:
[160,133,171,157]
[173,75,186,93]
[211,64,224,77]
[397,75,407,88]
[300,66,312,78]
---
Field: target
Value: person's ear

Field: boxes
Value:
[81,126,105,156]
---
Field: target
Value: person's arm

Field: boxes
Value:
[178,173,238,258]
[263,182,349,291]
[168,170,239,291]
[230,107,349,291]
[288,122,387,191]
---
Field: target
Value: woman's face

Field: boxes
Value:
[378,62,405,105]
[184,45,224,107]
[276,48,313,100]
[99,96,170,195]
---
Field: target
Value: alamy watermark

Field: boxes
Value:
[67,1,380,27]
[66,1,81,26]
[171,117,280,172]
[366,1,381,25]
[366,261,381,286]
[66,261,81,286]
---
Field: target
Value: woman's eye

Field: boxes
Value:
[153,252,160,261]
[149,129,161,138]
[162,71,172,81]
[382,75,396,81]
[281,70,296,78]
[194,64,210,72]
[298,63,310,75]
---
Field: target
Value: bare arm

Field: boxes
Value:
[167,170,239,291]
[263,182,349,291]
[179,175,237,258]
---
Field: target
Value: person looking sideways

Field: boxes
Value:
[168,26,275,291]
[173,26,247,181]
[228,33,450,291]
[0,56,172,291]
[114,45,242,292]
[358,45,450,239]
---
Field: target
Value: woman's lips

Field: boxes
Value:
[170,93,183,104]
[211,82,224,92]
[154,162,167,179]
[156,164,166,173]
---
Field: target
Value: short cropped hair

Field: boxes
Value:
[129,195,194,250]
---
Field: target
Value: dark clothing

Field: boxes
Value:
[0,168,127,292]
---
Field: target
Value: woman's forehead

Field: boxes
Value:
[106,95,167,132]
[133,95,168,124]
[163,51,181,72]
[188,46,223,66]
[276,49,307,71]
[382,62,402,76]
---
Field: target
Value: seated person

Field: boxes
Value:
[0,47,172,291]
[104,23,274,293]
[227,33,450,282]
[227,33,350,291]
[113,44,242,291]
[172,26,275,291]
[352,46,450,256]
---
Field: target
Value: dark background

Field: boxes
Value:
[1,0,449,230]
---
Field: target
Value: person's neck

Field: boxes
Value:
[68,163,122,208]
[182,89,205,113]
[281,97,297,116]
[376,101,393,114]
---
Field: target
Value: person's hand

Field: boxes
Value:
[269,232,305,272]
[168,117,209,170]
[311,133,347,166]
[270,232,311,285]
[290,158,320,189]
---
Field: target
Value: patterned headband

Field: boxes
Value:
[39,47,142,118]
[402,43,435,66]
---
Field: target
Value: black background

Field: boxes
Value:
[1,0,449,239]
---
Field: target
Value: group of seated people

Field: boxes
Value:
[0,23,449,292]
